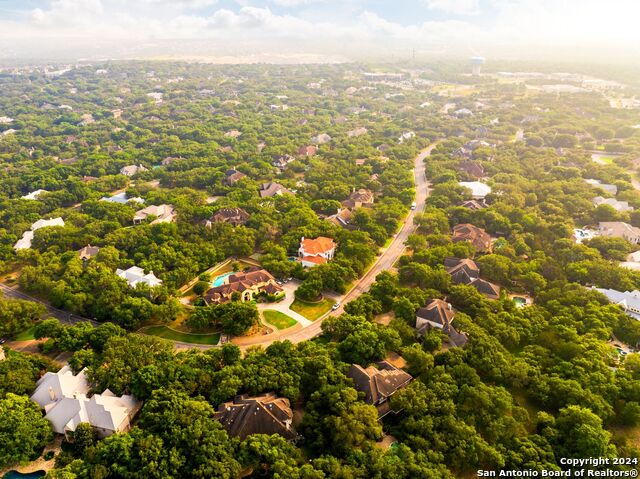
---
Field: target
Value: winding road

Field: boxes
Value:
[0,283,99,327]
[228,142,436,350]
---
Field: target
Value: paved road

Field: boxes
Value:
[0,283,99,327]
[230,142,436,349]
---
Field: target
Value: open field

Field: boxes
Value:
[262,310,297,330]
[141,325,220,345]
[290,298,334,321]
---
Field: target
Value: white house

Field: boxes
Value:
[594,287,640,320]
[116,266,163,288]
[598,222,640,244]
[298,236,337,267]
[593,196,634,212]
[311,133,332,144]
[14,217,65,250]
[120,164,148,177]
[31,366,141,439]
[585,179,618,196]
[100,192,144,205]
[21,189,48,200]
[460,181,492,199]
[132,204,176,225]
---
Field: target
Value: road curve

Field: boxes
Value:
[229,142,436,350]
[0,283,99,327]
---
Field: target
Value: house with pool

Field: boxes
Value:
[204,268,283,305]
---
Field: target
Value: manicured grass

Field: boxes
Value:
[262,310,297,330]
[290,298,334,321]
[141,325,220,345]
[14,325,37,341]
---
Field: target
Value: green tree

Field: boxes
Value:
[0,393,53,468]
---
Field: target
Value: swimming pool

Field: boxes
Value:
[211,272,237,287]
[512,296,527,307]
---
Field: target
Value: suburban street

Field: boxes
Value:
[0,282,98,327]
[1,142,435,350]
[231,141,436,349]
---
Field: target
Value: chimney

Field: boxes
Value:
[48,386,56,402]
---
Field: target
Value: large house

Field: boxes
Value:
[297,145,317,157]
[458,160,485,179]
[215,393,297,440]
[311,133,332,144]
[444,257,480,284]
[452,224,492,253]
[326,208,353,228]
[100,192,144,205]
[347,361,412,418]
[259,182,291,198]
[594,287,640,321]
[116,266,163,288]
[223,168,247,186]
[599,222,640,244]
[205,207,250,227]
[78,245,100,261]
[204,268,283,304]
[459,181,492,199]
[21,189,48,200]
[461,199,487,210]
[585,179,618,196]
[298,236,337,267]
[444,257,501,300]
[120,164,148,177]
[272,155,296,170]
[416,299,468,347]
[31,366,141,439]
[133,204,176,225]
[342,189,375,209]
[14,217,65,251]
[593,196,634,212]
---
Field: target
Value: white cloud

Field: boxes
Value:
[140,0,218,8]
[1,0,639,57]
[423,0,480,15]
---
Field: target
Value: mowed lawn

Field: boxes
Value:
[262,310,297,330]
[141,325,220,345]
[290,298,334,321]
[14,325,37,341]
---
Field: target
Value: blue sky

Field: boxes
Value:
[0,0,638,59]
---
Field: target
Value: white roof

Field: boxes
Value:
[31,365,141,436]
[133,204,175,223]
[593,196,633,212]
[116,266,163,288]
[120,165,148,176]
[32,217,65,231]
[585,179,618,195]
[460,181,492,198]
[100,192,144,204]
[31,366,90,409]
[21,189,48,200]
[594,288,640,320]
[14,218,65,250]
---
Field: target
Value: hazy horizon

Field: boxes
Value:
[0,0,639,64]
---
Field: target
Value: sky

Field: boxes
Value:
[0,0,639,61]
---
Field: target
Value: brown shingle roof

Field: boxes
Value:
[444,257,480,285]
[452,223,492,253]
[472,278,501,299]
[210,207,250,226]
[347,361,412,411]
[215,393,297,440]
